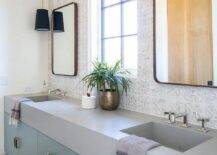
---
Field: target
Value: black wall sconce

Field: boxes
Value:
[35,0,50,31]
[53,11,64,32]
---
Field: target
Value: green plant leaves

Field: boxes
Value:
[82,60,131,94]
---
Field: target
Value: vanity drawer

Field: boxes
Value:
[4,113,37,155]
[37,132,78,155]
[4,113,78,155]
[4,113,18,155]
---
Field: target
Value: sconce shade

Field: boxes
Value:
[35,9,50,31]
[53,11,64,32]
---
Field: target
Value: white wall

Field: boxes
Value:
[0,97,3,155]
[0,0,49,153]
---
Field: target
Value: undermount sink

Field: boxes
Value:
[27,95,60,102]
[121,122,212,152]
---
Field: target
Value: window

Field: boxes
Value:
[101,0,138,70]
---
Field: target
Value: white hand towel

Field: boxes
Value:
[10,98,30,126]
[116,135,160,155]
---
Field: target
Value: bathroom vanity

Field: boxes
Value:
[4,112,77,155]
[4,95,78,155]
[4,93,217,155]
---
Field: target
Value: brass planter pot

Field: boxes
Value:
[99,91,119,111]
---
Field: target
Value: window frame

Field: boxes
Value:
[101,0,137,68]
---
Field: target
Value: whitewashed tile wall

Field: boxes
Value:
[49,0,217,129]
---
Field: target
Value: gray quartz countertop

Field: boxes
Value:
[4,93,217,155]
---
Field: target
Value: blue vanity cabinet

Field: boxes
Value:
[37,132,78,155]
[17,122,38,155]
[62,146,79,155]
[5,112,78,155]
[4,113,37,155]
[4,113,18,155]
[37,132,62,155]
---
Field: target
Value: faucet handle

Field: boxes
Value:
[164,111,175,115]
[197,118,210,133]
[48,89,62,95]
[164,112,175,124]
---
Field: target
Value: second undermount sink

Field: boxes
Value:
[27,95,60,102]
[121,122,212,152]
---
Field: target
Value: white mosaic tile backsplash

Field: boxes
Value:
[49,0,217,129]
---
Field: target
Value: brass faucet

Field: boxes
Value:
[48,89,67,97]
[174,113,190,128]
[48,89,61,95]
[197,118,210,133]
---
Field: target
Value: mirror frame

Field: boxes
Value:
[153,0,217,88]
[51,2,78,76]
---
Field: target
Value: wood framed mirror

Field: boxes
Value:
[52,2,78,76]
[154,0,217,88]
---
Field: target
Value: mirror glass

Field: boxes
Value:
[155,0,217,87]
[52,3,77,76]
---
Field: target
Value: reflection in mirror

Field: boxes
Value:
[155,0,217,87]
[52,2,77,76]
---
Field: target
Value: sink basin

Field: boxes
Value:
[27,95,60,102]
[121,122,212,152]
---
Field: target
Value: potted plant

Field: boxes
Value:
[82,60,131,110]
